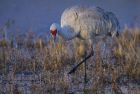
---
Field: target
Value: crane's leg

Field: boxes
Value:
[84,56,87,84]
[82,39,93,84]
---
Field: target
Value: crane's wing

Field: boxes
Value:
[61,6,120,39]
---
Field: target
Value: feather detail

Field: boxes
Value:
[59,26,80,40]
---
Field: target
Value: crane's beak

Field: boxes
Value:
[50,30,57,43]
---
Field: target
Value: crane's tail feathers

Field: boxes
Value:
[107,31,119,37]
[116,32,119,37]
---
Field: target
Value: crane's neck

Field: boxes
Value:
[58,25,79,40]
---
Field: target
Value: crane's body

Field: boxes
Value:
[50,6,120,42]
[50,5,120,84]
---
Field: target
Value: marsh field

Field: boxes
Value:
[0,23,140,94]
[0,0,140,94]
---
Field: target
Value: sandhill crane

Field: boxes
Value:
[50,6,120,83]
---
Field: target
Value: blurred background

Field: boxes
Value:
[0,0,140,33]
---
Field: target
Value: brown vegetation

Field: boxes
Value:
[0,27,140,94]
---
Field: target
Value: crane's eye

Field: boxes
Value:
[50,29,57,37]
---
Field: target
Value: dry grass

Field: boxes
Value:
[114,28,140,80]
[0,26,140,94]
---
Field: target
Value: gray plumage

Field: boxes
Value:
[59,6,120,40]
[50,5,120,56]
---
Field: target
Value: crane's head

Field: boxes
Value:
[50,23,60,41]
[50,23,57,41]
